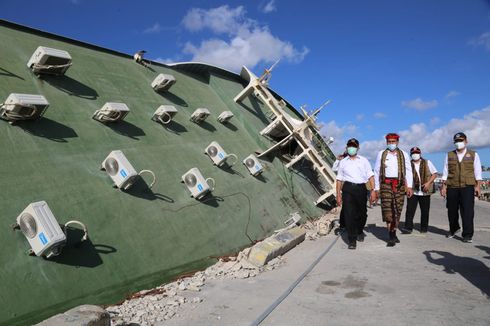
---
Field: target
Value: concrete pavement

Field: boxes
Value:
[164,194,490,326]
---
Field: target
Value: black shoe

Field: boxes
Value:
[446,228,461,238]
[462,237,473,243]
[357,233,365,242]
[386,239,396,247]
[334,227,345,236]
[394,235,400,243]
[348,241,357,249]
[420,229,428,234]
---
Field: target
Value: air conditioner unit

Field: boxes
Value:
[93,102,130,123]
[190,108,211,123]
[182,167,215,200]
[0,93,49,123]
[243,154,264,176]
[205,141,238,167]
[102,150,138,190]
[151,74,176,92]
[101,150,156,190]
[15,201,66,258]
[27,46,72,76]
[152,105,178,125]
[217,111,234,123]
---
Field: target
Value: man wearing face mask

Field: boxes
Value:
[373,133,413,247]
[336,138,375,249]
[440,132,482,243]
[403,147,438,234]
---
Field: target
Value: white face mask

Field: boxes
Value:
[455,141,465,150]
[411,154,420,161]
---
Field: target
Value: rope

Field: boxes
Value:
[251,233,341,325]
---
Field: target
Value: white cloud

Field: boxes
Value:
[262,0,277,13]
[182,5,249,35]
[373,112,386,119]
[401,97,438,111]
[319,121,358,155]
[181,5,308,72]
[359,106,490,161]
[143,23,162,34]
[356,114,364,121]
[430,117,441,125]
[469,31,490,51]
[154,57,176,64]
[445,90,460,99]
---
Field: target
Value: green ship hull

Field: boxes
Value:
[0,20,334,325]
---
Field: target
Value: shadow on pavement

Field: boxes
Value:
[366,224,388,243]
[423,250,490,299]
[475,245,490,259]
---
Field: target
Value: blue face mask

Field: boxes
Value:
[347,147,357,156]
[387,144,397,151]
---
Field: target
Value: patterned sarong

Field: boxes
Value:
[380,180,405,224]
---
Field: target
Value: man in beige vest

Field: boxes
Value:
[440,132,482,243]
[403,147,438,233]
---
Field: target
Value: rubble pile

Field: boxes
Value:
[107,212,337,325]
[301,212,337,240]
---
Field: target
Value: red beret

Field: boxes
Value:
[385,133,399,140]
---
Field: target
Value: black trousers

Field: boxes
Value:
[404,195,431,232]
[447,186,475,238]
[342,182,368,242]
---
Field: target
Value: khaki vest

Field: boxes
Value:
[446,150,476,188]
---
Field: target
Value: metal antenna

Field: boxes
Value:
[259,59,281,83]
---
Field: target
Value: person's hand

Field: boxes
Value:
[336,193,342,207]
[406,187,413,198]
[440,185,446,198]
[370,190,378,203]
[475,186,481,199]
[422,182,431,193]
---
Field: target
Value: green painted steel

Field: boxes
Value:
[0,20,329,325]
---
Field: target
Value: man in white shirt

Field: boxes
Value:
[403,147,438,234]
[336,138,375,249]
[372,133,413,247]
[440,132,482,243]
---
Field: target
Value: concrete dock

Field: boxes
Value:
[164,194,490,325]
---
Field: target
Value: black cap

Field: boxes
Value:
[453,132,466,142]
[410,147,421,154]
[346,138,359,147]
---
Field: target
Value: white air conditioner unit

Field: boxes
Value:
[15,201,66,258]
[0,93,49,123]
[190,108,211,123]
[217,111,234,123]
[243,154,264,176]
[27,46,72,76]
[102,150,138,190]
[182,167,215,200]
[151,74,176,92]
[205,141,238,167]
[152,105,178,125]
[93,102,130,123]
[101,150,156,190]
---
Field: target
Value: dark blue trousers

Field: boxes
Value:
[447,186,475,238]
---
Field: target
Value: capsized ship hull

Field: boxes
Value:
[0,20,335,325]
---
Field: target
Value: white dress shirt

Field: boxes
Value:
[332,159,341,172]
[336,155,374,184]
[374,149,413,190]
[442,148,482,181]
[412,159,438,196]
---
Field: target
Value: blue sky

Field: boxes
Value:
[2,0,490,170]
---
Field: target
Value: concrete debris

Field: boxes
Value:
[301,212,336,240]
[107,213,336,325]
